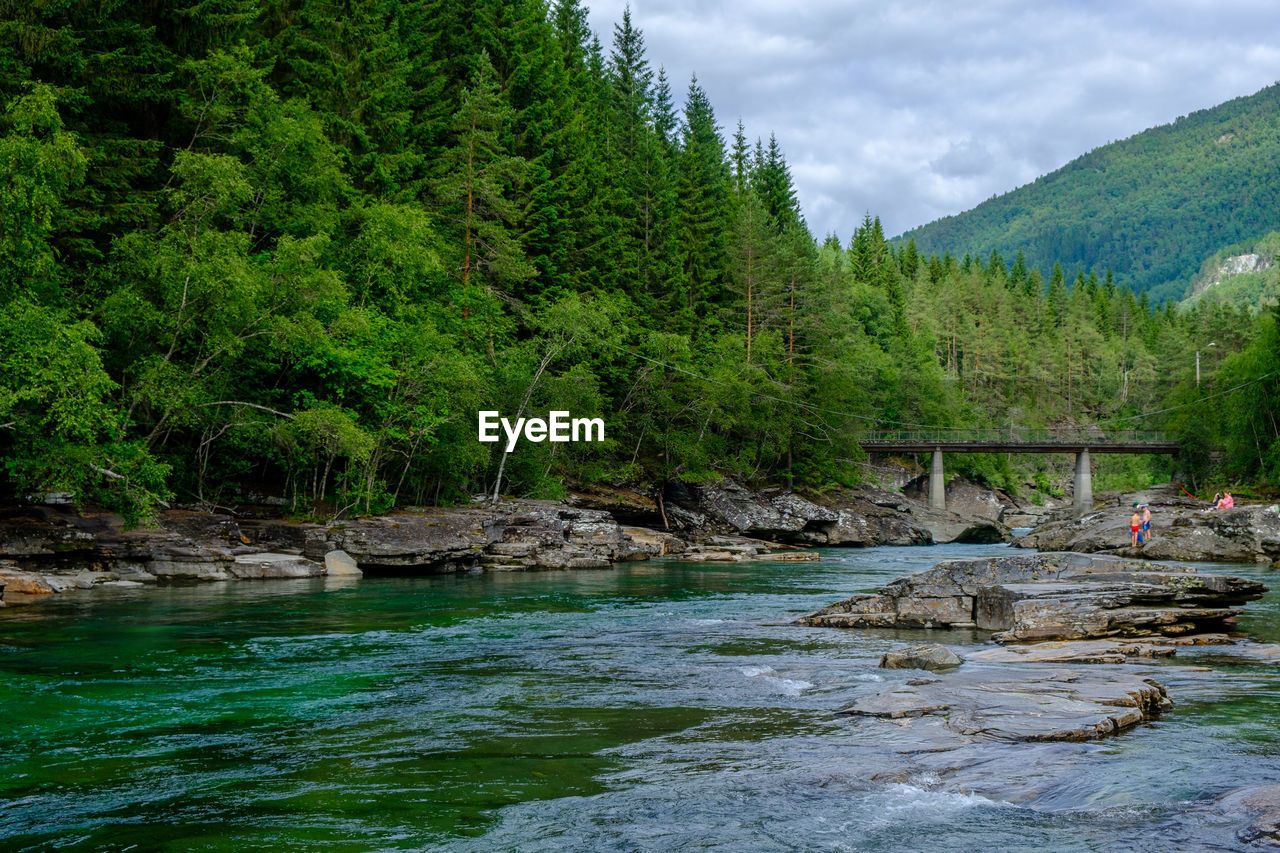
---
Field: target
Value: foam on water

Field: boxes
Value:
[740,664,775,677]
[765,677,813,696]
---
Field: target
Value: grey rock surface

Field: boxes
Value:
[323,550,362,576]
[840,668,1171,742]
[879,643,964,671]
[0,499,675,598]
[1215,783,1280,845]
[657,479,1009,547]
[230,552,325,579]
[799,551,1266,641]
[1016,500,1280,566]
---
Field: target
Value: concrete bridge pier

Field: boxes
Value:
[930,448,946,509]
[1073,449,1092,515]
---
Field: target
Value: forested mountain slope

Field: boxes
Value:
[898,83,1280,304]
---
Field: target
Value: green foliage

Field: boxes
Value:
[0,85,86,298]
[1032,471,1062,498]
[0,299,170,524]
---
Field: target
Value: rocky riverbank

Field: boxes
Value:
[0,500,664,605]
[1014,484,1280,565]
[0,473,1017,607]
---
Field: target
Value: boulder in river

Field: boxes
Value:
[879,643,964,671]
[798,551,1266,642]
[229,553,325,579]
[323,550,362,577]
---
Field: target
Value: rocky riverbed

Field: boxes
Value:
[799,551,1276,753]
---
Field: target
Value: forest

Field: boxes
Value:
[1,0,1277,524]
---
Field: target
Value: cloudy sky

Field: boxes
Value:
[583,0,1280,241]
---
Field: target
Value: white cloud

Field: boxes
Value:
[582,0,1280,239]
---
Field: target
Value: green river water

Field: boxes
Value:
[2,544,1279,851]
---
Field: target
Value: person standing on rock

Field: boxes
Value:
[1141,504,1153,542]
[1130,504,1142,547]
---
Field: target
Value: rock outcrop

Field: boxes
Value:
[307,502,661,572]
[656,479,1008,546]
[1017,501,1280,565]
[798,552,1266,641]
[840,668,1171,742]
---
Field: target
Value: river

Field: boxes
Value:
[2,544,1278,850]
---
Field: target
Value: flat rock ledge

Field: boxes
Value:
[1016,501,1280,566]
[839,668,1171,742]
[797,552,1265,642]
[966,635,1229,665]
[633,479,1009,547]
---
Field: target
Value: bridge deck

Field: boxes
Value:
[862,441,1178,453]
[861,429,1178,454]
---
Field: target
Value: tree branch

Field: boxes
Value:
[197,401,295,419]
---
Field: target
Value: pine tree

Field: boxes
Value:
[674,75,730,327]
[727,189,777,362]
[1009,250,1028,292]
[1047,262,1068,327]
[753,132,799,227]
[435,51,533,330]
[731,120,749,193]
[651,66,678,147]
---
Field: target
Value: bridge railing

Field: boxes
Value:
[861,428,1173,445]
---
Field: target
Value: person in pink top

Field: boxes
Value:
[1221,492,1234,509]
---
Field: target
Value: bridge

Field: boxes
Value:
[860,429,1179,515]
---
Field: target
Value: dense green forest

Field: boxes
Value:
[899,83,1280,304]
[1,0,1277,522]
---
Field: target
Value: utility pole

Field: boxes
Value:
[1196,342,1216,388]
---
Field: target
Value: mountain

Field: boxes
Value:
[897,82,1280,303]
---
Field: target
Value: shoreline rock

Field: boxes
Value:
[0,468,1027,607]
[879,643,964,671]
[1014,487,1280,566]
[0,495,824,606]
[798,551,1266,641]
[628,478,1011,547]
